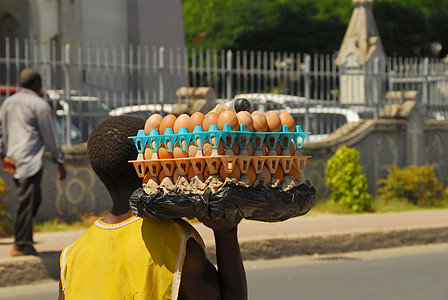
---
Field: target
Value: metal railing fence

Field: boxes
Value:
[1,38,447,144]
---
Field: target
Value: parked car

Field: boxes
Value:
[284,106,361,142]
[232,93,306,111]
[109,103,173,119]
[45,90,112,143]
[231,92,362,143]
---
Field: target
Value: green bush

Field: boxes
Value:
[377,165,445,207]
[0,177,13,236]
[325,146,373,213]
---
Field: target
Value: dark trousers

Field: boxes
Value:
[13,169,43,245]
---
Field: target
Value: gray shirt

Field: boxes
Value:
[0,88,64,179]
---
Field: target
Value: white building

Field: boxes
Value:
[0,0,187,90]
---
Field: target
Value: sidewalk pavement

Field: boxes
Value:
[1,209,448,287]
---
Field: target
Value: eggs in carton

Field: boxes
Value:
[129,108,311,194]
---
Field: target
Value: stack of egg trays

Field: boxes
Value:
[129,123,311,180]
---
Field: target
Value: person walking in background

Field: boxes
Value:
[0,69,66,256]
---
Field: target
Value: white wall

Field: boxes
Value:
[133,0,186,48]
[82,0,128,46]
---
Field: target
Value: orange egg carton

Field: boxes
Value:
[130,151,310,181]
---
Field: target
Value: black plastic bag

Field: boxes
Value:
[130,181,316,223]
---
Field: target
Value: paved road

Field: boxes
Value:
[245,243,448,300]
[2,243,448,300]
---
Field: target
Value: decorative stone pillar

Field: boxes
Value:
[336,0,386,105]
[401,101,425,166]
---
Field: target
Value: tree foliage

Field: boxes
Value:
[182,0,448,57]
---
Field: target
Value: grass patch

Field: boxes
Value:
[0,214,14,236]
[373,197,448,213]
[34,213,106,233]
[309,199,357,215]
[309,196,448,215]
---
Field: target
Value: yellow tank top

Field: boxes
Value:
[60,216,204,300]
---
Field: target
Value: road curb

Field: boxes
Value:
[0,252,60,287]
[206,226,448,263]
[2,226,448,287]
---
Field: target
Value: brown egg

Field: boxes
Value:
[144,113,163,135]
[217,141,225,155]
[232,141,240,155]
[203,139,225,156]
[252,110,265,116]
[279,111,295,132]
[165,140,173,151]
[158,168,168,183]
[158,143,173,159]
[173,144,188,159]
[258,166,272,184]
[252,112,268,132]
[223,136,239,155]
[243,164,256,185]
[219,163,241,180]
[187,164,196,181]
[274,165,284,182]
[246,141,254,156]
[287,163,299,181]
[172,168,180,184]
[278,137,296,155]
[218,110,239,131]
[289,141,296,156]
[210,136,219,147]
[159,114,177,135]
[236,111,254,131]
[261,142,268,156]
[275,141,283,156]
[190,112,205,130]
[187,142,198,157]
[202,112,219,131]
[202,141,213,156]
[174,114,193,133]
[144,146,154,160]
[265,111,282,132]
[194,137,202,147]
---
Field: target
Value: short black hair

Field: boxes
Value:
[20,69,41,89]
[87,116,145,193]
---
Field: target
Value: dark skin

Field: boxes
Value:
[179,217,247,300]
[58,184,247,300]
[2,79,67,180]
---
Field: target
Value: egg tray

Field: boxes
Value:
[129,123,311,179]
[130,152,310,181]
[129,124,311,155]
[130,180,316,223]
[128,123,315,222]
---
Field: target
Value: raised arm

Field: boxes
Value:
[179,217,247,300]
